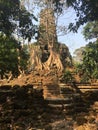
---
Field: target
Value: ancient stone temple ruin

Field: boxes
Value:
[29,7,72,72]
[38,8,57,49]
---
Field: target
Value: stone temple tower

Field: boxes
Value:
[38,8,58,50]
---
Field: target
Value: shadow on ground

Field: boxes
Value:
[0,84,98,129]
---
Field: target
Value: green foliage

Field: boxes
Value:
[0,0,20,35]
[66,0,98,31]
[41,0,98,31]
[0,0,37,78]
[74,63,82,73]
[0,34,19,78]
[62,70,75,83]
[92,68,98,79]
[76,40,98,82]
[75,63,91,83]
[19,45,30,72]
[0,34,30,79]
[18,7,38,41]
[0,0,37,40]
[83,21,98,40]
[80,73,90,83]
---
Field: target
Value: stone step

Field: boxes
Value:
[0,90,13,93]
[60,94,74,97]
[73,97,83,101]
[60,90,74,94]
[47,104,74,111]
[74,107,88,112]
[48,103,74,107]
[45,98,73,103]
[45,97,74,111]
[74,103,86,107]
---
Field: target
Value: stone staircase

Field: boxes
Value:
[44,84,75,115]
[44,83,98,115]
[0,83,98,129]
[43,83,61,99]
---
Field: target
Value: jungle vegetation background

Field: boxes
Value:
[0,0,98,83]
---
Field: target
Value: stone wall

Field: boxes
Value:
[0,84,48,129]
[38,8,57,48]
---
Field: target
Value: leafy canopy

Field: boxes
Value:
[0,34,30,79]
[83,21,98,40]
[77,40,98,82]
[52,0,98,31]
[0,0,38,40]
[66,0,98,31]
[0,34,19,78]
